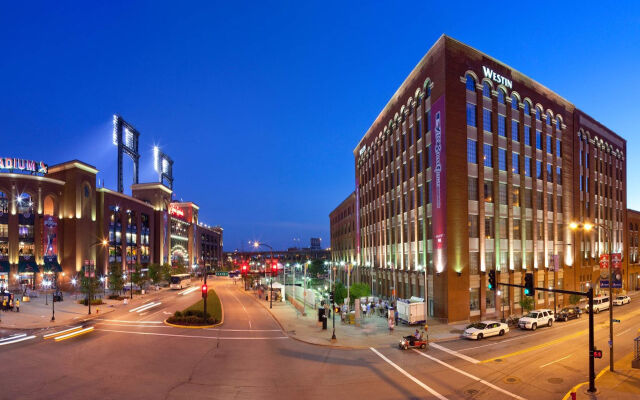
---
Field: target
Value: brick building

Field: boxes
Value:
[339,35,628,322]
[329,192,357,281]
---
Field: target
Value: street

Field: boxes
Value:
[2,277,639,399]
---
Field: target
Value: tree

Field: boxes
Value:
[108,263,124,295]
[333,282,347,306]
[307,259,326,278]
[519,296,534,314]
[131,264,146,288]
[349,283,371,302]
[147,263,162,284]
[160,263,173,282]
[79,273,101,301]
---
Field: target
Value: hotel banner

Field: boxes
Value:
[430,95,446,274]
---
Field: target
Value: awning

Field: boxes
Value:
[18,259,40,273]
[43,259,62,273]
[0,260,9,273]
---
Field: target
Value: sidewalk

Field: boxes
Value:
[237,286,466,349]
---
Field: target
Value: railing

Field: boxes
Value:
[633,336,640,369]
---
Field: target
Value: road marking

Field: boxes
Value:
[0,333,26,342]
[94,319,163,324]
[54,326,94,341]
[97,323,171,328]
[458,335,526,351]
[370,347,448,400]
[129,302,158,312]
[615,328,631,337]
[43,326,83,339]
[228,290,251,330]
[430,342,480,364]
[0,334,35,346]
[95,328,289,340]
[413,350,527,400]
[129,302,161,313]
[539,354,572,368]
[178,286,199,296]
[480,328,587,363]
[205,328,281,332]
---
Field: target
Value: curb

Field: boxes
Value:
[162,288,225,330]
[0,307,116,331]
[234,285,460,350]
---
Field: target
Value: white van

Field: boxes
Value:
[585,296,610,314]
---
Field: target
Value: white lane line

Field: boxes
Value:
[205,329,281,332]
[0,335,36,346]
[95,328,289,340]
[129,302,158,312]
[430,342,480,364]
[539,354,572,368]
[413,350,527,400]
[0,333,27,342]
[457,335,526,351]
[615,328,632,337]
[370,347,448,400]
[179,286,199,296]
[228,290,251,330]
[43,326,83,339]
[94,319,163,324]
[54,327,94,341]
[133,302,162,313]
[97,323,171,328]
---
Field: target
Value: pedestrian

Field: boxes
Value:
[388,317,394,333]
[15,298,19,312]
[9,298,13,311]
[2,298,6,311]
[366,302,371,317]
[394,308,399,326]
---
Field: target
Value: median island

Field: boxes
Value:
[166,288,223,327]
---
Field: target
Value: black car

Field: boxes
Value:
[555,307,581,322]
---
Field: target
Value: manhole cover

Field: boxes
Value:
[464,389,479,396]
[494,358,503,363]
[548,377,563,384]
[504,377,520,384]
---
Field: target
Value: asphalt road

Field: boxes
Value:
[1,278,639,400]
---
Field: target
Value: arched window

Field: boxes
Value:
[524,101,530,115]
[43,195,55,216]
[536,107,542,120]
[556,118,561,130]
[426,86,431,98]
[17,193,33,215]
[497,90,505,104]
[482,82,491,98]
[546,113,553,126]
[465,75,475,91]
[511,95,518,110]
[0,191,8,215]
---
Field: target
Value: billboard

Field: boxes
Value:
[430,95,446,273]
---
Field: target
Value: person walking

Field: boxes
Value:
[15,298,19,312]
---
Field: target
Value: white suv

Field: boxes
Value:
[518,309,554,331]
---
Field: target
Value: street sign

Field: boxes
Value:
[613,319,620,323]
[215,271,229,276]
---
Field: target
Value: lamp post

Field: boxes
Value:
[303,260,309,316]
[332,265,337,341]
[252,241,274,308]
[570,221,615,372]
[86,239,108,315]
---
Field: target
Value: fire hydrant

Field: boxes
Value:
[96,307,100,314]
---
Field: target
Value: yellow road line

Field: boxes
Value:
[53,326,94,342]
[43,326,83,340]
[482,308,640,363]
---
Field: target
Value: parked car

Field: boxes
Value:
[518,309,554,330]
[613,295,631,306]
[585,296,610,314]
[555,307,581,322]
[463,321,509,340]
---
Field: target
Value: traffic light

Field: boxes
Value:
[271,262,278,275]
[488,270,496,290]
[201,284,208,298]
[592,349,603,359]
[524,273,534,297]
[329,292,334,303]
[241,264,248,275]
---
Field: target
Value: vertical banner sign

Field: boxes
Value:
[42,215,58,258]
[430,96,446,274]
[599,254,609,269]
[163,211,169,265]
[612,253,622,288]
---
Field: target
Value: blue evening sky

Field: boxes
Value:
[1,1,639,250]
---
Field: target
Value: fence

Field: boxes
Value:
[633,336,640,369]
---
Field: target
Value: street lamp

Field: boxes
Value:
[252,241,274,309]
[86,239,108,315]
[570,221,615,373]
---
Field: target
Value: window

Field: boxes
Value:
[426,110,431,132]
[470,288,480,311]
[536,160,543,179]
[467,139,477,163]
[470,253,479,275]
[556,166,562,183]
[484,144,493,167]
[536,107,541,120]
[483,82,491,98]
[498,148,507,171]
[512,152,520,174]
[498,115,506,137]
[524,156,532,177]
[546,135,552,154]
[497,90,505,104]
[525,220,533,239]
[466,103,476,127]
[556,139,561,157]
[484,180,493,203]
[417,119,422,140]
[511,94,518,110]
[524,126,531,146]
[512,186,520,207]
[536,130,542,150]
[514,219,521,238]
[468,177,478,200]
[499,183,508,205]
[546,113,552,126]
[524,102,530,115]
[525,189,533,208]
[547,164,553,182]
[485,217,494,239]
[512,120,519,142]
[468,215,479,237]
[466,75,476,91]
[483,109,492,132]
[536,191,544,210]
[499,218,508,238]
[556,119,561,130]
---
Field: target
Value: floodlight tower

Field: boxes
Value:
[153,146,174,189]
[112,115,141,193]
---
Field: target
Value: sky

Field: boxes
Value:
[1,1,640,251]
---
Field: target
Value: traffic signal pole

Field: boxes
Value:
[497,281,597,393]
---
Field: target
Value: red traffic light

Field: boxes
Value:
[201,284,208,297]
[271,263,278,273]
[241,265,248,275]
[592,349,603,359]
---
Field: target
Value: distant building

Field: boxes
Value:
[329,192,356,282]
[310,237,322,250]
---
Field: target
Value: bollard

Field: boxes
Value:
[570,392,576,400]
[96,307,100,314]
